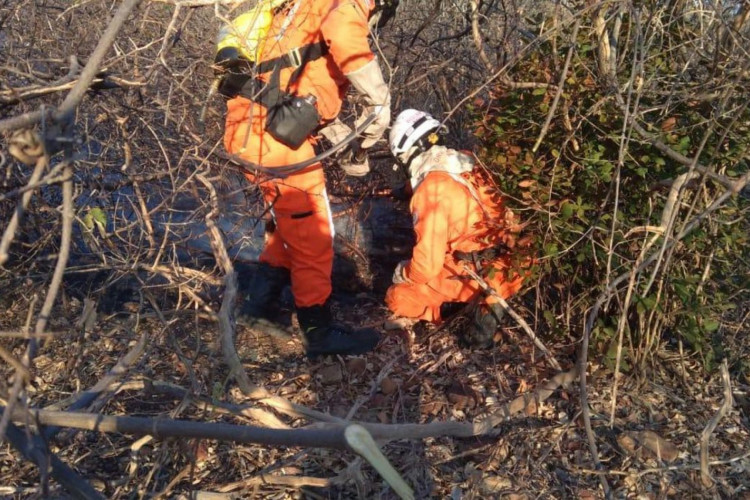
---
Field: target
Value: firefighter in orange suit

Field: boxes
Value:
[216,0,394,357]
[385,110,528,347]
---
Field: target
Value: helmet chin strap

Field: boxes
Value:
[395,136,437,181]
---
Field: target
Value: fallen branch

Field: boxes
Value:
[345,425,414,500]
[1,418,103,499]
[114,379,290,429]
[195,173,255,394]
[11,367,577,446]
[11,408,351,450]
[0,331,56,339]
[43,330,148,441]
[700,359,733,488]
[217,474,331,492]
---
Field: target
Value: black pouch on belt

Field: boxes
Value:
[265,94,321,149]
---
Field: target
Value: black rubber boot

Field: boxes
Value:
[440,302,470,319]
[236,263,290,325]
[297,302,381,359]
[463,304,505,348]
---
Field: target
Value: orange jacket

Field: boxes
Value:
[228,0,375,121]
[402,170,510,284]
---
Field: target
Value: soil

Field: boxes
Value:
[1,277,748,499]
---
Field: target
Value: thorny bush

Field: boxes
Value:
[467,3,750,376]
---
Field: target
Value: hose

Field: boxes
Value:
[223,109,380,179]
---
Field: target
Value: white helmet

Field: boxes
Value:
[389,109,442,161]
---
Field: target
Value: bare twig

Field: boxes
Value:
[700,359,733,487]
[195,173,254,394]
[461,264,562,371]
[1,420,104,500]
[0,155,48,266]
[532,19,581,153]
[470,0,494,73]
[43,330,149,441]
[0,0,143,133]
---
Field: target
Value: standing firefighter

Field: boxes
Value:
[215,0,393,357]
[385,110,530,347]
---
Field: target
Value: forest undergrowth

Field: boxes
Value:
[0,0,749,498]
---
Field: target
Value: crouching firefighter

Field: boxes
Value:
[385,110,532,348]
[215,0,394,358]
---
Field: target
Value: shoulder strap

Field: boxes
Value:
[254,41,328,76]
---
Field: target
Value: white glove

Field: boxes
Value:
[339,147,370,177]
[319,119,370,176]
[392,260,410,284]
[346,59,392,149]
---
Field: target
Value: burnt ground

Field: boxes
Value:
[0,146,749,500]
[0,166,749,499]
[0,259,749,499]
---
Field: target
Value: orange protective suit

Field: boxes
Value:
[223,0,375,307]
[385,169,526,322]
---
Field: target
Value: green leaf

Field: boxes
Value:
[703,319,720,332]
[543,310,556,327]
[561,201,575,219]
[90,207,107,228]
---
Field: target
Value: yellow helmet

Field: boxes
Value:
[215,0,286,65]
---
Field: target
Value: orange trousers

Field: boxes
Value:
[385,255,524,322]
[225,98,334,307]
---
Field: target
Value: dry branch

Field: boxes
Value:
[11,408,352,450]
[532,19,581,153]
[0,155,48,266]
[470,0,494,73]
[700,359,733,487]
[461,264,562,371]
[8,366,576,450]
[196,172,255,394]
[345,425,414,500]
[0,0,142,133]
[217,474,331,492]
[1,419,103,499]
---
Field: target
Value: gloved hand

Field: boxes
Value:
[392,260,410,284]
[319,120,370,176]
[338,143,369,177]
[346,58,391,149]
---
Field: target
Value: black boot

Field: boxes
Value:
[236,263,290,325]
[463,304,505,348]
[440,302,470,319]
[297,302,380,358]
